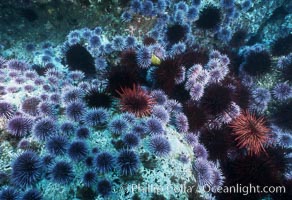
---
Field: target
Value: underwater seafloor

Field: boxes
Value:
[0,0,291,200]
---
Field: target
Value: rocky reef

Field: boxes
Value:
[0,0,291,200]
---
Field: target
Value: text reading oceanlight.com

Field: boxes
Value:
[204,184,286,196]
[114,183,286,196]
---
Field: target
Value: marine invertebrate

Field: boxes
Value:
[0,188,19,200]
[112,36,125,51]
[210,163,225,189]
[11,151,43,187]
[0,101,15,119]
[94,152,115,173]
[223,148,289,199]
[62,87,84,104]
[65,101,86,122]
[229,111,270,156]
[130,0,142,13]
[60,121,76,136]
[23,84,35,93]
[6,59,28,71]
[183,101,206,130]
[117,149,140,176]
[121,11,132,22]
[178,153,189,164]
[106,65,141,96]
[83,171,96,187]
[108,116,129,135]
[82,108,109,127]
[199,126,233,161]
[17,139,31,150]
[272,100,292,130]
[189,83,204,101]
[201,84,233,116]
[271,34,292,56]
[125,36,137,48]
[193,143,208,159]
[170,42,186,57]
[166,24,188,44]
[220,0,234,8]
[22,189,42,200]
[21,97,41,116]
[174,113,189,133]
[131,122,147,137]
[120,112,136,123]
[123,133,140,148]
[68,140,89,162]
[141,0,154,16]
[76,127,90,139]
[196,5,222,30]
[149,136,171,157]
[89,35,101,48]
[272,82,291,101]
[151,105,170,124]
[65,43,95,75]
[185,133,199,146]
[84,87,113,109]
[117,84,155,117]
[146,117,164,135]
[276,132,292,148]
[241,0,252,11]
[241,50,271,76]
[46,136,69,156]
[50,161,74,185]
[252,87,271,103]
[150,90,168,105]
[38,101,57,117]
[229,29,247,48]
[32,117,58,141]
[7,116,32,137]
[94,57,108,70]
[50,93,61,104]
[136,47,152,69]
[97,179,112,197]
[192,158,213,186]
[85,156,94,167]
[143,36,156,46]
[154,57,185,95]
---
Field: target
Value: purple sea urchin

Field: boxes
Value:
[0,101,15,119]
[117,149,139,176]
[108,116,129,135]
[123,133,140,148]
[50,161,74,185]
[95,152,115,173]
[32,117,58,141]
[97,179,112,197]
[82,108,109,127]
[21,97,41,116]
[0,188,19,200]
[149,136,171,157]
[7,116,32,137]
[46,136,69,156]
[22,189,42,200]
[83,171,96,187]
[146,117,164,135]
[68,140,89,162]
[65,101,86,122]
[11,151,43,187]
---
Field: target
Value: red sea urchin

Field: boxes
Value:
[229,111,270,156]
[117,84,155,117]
